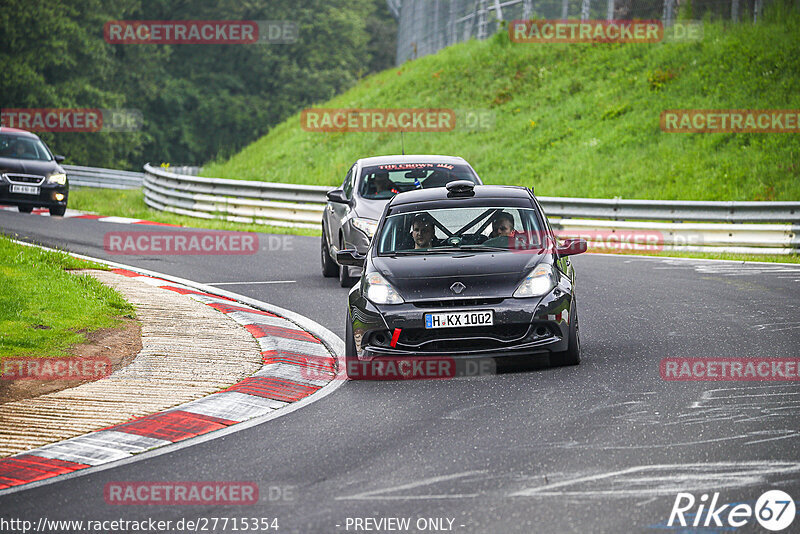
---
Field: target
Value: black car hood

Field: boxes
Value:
[373,252,547,301]
[0,157,61,176]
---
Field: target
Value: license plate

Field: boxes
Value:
[425,310,493,329]
[11,184,39,195]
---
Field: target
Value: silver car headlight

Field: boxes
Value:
[48,173,67,185]
[364,272,404,305]
[513,264,556,298]
[352,217,378,238]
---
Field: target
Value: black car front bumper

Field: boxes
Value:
[348,283,574,361]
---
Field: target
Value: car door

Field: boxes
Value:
[327,163,356,253]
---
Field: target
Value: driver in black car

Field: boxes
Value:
[483,212,521,248]
[490,211,515,237]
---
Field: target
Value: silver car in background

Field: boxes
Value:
[321,155,482,286]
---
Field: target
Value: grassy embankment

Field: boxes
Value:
[73,7,800,262]
[0,235,135,361]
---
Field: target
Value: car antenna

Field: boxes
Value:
[401,131,405,155]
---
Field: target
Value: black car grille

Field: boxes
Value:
[397,324,532,352]
[412,297,504,308]
[4,173,45,185]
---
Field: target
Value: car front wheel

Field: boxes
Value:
[321,227,338,277]
[344,313,358,379]
[18,205,33,213]
[551,300,580,367]
[49,205,67,217]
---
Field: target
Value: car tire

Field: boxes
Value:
[344,312,358,380]
[321,228,338,278]
[551,300,580,367]
[49,205,67,217]
[339,263,357,288]
[18,205,33,213]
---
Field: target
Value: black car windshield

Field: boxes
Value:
[377,206,545,254]
[360,163,478,200]
[0,134,52,161]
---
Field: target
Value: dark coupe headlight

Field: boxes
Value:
[364,272,404,305]
[513,264,556,298]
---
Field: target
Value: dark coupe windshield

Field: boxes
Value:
[377,206,545,254]
[0,134,53,161]
[360,163,478,200]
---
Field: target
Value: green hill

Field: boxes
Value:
[203,8,800,201]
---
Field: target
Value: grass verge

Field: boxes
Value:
[203,11,800,201]
[0,235,135,360]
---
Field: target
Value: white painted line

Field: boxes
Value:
[589,252,800,267]
[206,280,297,286]
[96,216,143,224]
[509,462,800,497]
[336,470,488,501]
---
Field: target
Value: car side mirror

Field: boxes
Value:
[336,249,366,267]
[326,189,348,203]
[54,155,66,163]
[557,238,587,256]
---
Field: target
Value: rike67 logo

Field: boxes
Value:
[668,490,795,531]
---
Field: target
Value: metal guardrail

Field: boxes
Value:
[64,165,144,189]
[143,164,326,229]
[538,196,800,224]
[141,163,798,254]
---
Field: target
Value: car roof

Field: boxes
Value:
[0,127,39,139]
[356,154,469,166]
[388,184,533,207]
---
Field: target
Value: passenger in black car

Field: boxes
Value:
[411,214,435,249]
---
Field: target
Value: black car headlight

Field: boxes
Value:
[364,272,404,305]
[513,264,556,298]
[47,173,67,185]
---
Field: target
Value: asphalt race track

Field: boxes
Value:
[1,211,799,533]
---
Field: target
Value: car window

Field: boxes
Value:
[377,207,544,254]
[342,165,354,199]
[359,163,479,200]
[0,134,53,161]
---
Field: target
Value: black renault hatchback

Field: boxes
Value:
[338,181,587,375]
[0,127,69,215]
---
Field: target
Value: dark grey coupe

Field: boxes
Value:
[321,155,482,286]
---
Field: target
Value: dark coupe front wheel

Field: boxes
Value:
[49,205,66,217]
[344,313,358,380]
[551,300,580,367]
[321,228,338,277]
